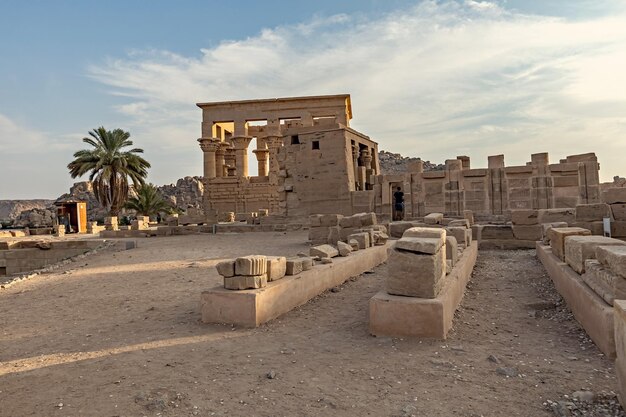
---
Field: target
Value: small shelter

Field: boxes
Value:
[55,200,87,234]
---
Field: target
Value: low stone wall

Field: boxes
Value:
[200,242,390,327]
[614,300,626,409]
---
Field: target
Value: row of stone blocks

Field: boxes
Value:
[369,225,478,339]
[308,212,388,246]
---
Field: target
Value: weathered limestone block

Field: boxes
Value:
[235,255,267,276]
[564,236,626,274]
[403,227,446,240]
[611,204,626,221]
[463,210,474,226]
[266,256,287,281]
[576,203,612,222]
[348,232,370,250]
[395,237,444,255]
[309,226,330,244]
[339,216,357,228]
[481,225,514,240]
[512,225,543,241]
[597,245,626,279]
[309,214,323,227]
[613,221,626,238]
[356,212,377,227]
[548,227,592,261]
[582,260,625,305]
[448,219,470,229]
[320,214,343,227]
[224,274,267,290]
[327,226,341,245]
[424,213,444,225]
[603,188,626,204]
[104,216,119,231]
[286,258,304,275]
[538,208,576,225]
[615,300,626,409]
[389,221,414,238]
[216,260,235,277]
[541,222,569,244]
[337,241,352,257]
[386,248,446,298]
[446,226,470,247]
[339,227,358,241]
[446,236,458,267]
[511,210,539,225]
[349,239,360,251]
[372,231,388,246]
[310,244,339,258]
[301,257,313,271]
[572,221,604,235]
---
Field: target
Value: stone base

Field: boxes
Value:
[368,241,478,339]
[201,242,391,327]
[536,242,615,358]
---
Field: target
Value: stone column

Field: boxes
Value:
[253,147,270,177]
[266,136,283,174]
[352,145,360,190]
[215,142,228,178]
[198,138,221,179]
[224,146,237,176]
[231,136,253,177]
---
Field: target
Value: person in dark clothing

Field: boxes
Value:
[393,186,404,220]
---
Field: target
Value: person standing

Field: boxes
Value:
[393,186,404,220]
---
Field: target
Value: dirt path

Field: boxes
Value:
[0,234,620,416]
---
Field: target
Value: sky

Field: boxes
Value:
[1,0,625,199]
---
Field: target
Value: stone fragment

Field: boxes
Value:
[538,208,576,225]
[348,232,370,250]
[266,256,287,281]
[564,235,626,274]
[446,259,452,275]
[447,219,470,228]
[424,213,444,225]
[389,221,414,238]
[348,239,360,251]
[372,231,388,246]
[596,245,626,279]
[576,203,612,222]
[548,227,592,261]
[235,255,267,276]
[403,227,446,240]
[386,248,446,298]
[337,241,352,256]
[215,260,235,277]
[310,244,339,258]
[541,222,568,244]
[446,226,470,247]
[446,236,458,267]
[511,210,539,225]
[395,237,444,255]
[301,257,314,270]
[582,260,622,305]
[320,258,333,264]
[512,225,542,241]
[327,226,341,245]
[285,258,304,275]
[355,212,377,227]
[224,274,267,290]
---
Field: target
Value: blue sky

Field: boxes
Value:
[1,0,625,199]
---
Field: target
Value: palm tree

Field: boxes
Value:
[123,183,173,217]
[68,127,150,215]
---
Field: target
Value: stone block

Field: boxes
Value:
[389,221,414,238]
[541,222,569,243]
[224,274,268,290]
[286,258,304,275]
[348,239,360,251]
[403,227,446,240]
[463,210,474,226]
[301,257,313,270]
[538,208,576,224]
[603,188,626,204]
[582,260,625,305]
[481,225,514,240]
[597,245,626,279]
[612,204,626,221]
[235,255,267,276]
[327,226,341,245]
[355,212,377,227]
[216,260,235,277]
[424,213,444,225]
[309,214,322,227]
[386,248,446,298]
[572,221,605,235]
[310,244,339,258]
[612,221,626,238]
[372,231,389,246]
[320,214,343,227]
[339,216,356,228]
[446,226,469,247]
[564,236,626,274]
[447,219,470,228]
[348,232,370,250]
[339,226,358,242]
[548,227,592,261]
[615,300,626,409]
[266,256,287,282]
[511,210,539,225]
[395,237,444,255]
[446,236,458,267]
[337,241,352,256]
[512,225,542,241]
[576,203,612,222]
[308,226,330,244]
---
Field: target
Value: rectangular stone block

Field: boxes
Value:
[327,225,341,245]
[266,256,287,281]
[597,245,626,279]
[424,213,444,225]
[549,227,592,261]
[572,221,604,235]
[402,227,446,240]
[612,221,626,238]
[463,210,474,226]
[481,225,514,240]
[285,258,304,275]
[395,237,444,255]
[386,248,446,298]
[446,236,458,267]
[511,210,539,225]
[564,236,626,274]
[348,232,370,250]
[603,188,626,204]
[320,214,343,227]
[308,226,330,244]
[309,214,322,227]
[339,216,357,228]
[512,225,543,241]
[310,244,339,258]
[538,208,576,225]
[235,255,267,276]
[216,260,235,277]
[576,203,612,222]
[355,212,377,227]
[224,274,267,290]
[582,260,626,305]
[389,221,414,238]
[447,219,469,228]
[541,222,569,243]
[616,301,626,409]
[445,227,468,248]
[612,204,626,221]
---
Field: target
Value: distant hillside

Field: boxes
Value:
[0,200,54,224]
[378,150,444,175]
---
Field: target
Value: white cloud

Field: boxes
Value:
[87,0,626,182]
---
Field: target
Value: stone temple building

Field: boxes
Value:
[197,94,601,222]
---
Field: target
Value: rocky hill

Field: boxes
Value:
[378,150,444,175]
[0,200,54,226]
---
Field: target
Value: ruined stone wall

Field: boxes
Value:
[203,176,278,214]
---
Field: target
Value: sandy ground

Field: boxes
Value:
[0,231,622,417]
